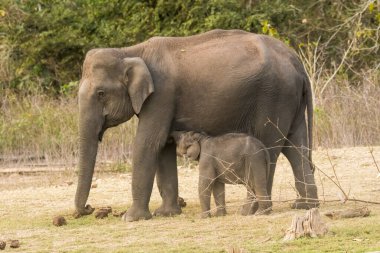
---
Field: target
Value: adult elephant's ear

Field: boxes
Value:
[123,57,154,114]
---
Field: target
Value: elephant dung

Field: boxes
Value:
[283,208,328,241]
[0,241,5,250]
[177,197,187,208]
[95,206,112,219]
[53,216,67,226]
[112,210,127,217]
[9,240,20,248]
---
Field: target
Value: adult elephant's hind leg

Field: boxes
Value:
[282,122,319,209]
[153,142,182,216]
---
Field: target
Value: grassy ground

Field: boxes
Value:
[0,147,379,252]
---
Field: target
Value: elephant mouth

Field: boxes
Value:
[98,117,107,142]
[98,128,105,142]
[98,115,124,142]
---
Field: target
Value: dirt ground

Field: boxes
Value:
[0,146,379,252]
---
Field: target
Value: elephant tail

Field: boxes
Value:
[304,76,315,173]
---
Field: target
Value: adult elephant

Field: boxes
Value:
[75,29,319,221]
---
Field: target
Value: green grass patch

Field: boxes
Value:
[1,204,379,252]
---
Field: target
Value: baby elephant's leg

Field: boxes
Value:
[198,165,216,218]
[253,166,272,215]
[213,181,227,216]
[242,154,272,215]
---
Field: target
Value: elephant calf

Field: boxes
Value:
[171,131,272,218]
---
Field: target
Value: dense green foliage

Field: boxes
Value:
[1,0,379,94]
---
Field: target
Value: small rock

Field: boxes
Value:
[0,240,6,250]
[91,183,97,188]
[53,216,67,226]
[65,181,73,186]
[9,240,19,248]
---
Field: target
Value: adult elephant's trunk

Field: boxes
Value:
[75,104,103,215]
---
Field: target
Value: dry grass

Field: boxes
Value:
[0,92,137,167]
[0,147,379,252]
[1,69,379,167]
[314,74,380,147]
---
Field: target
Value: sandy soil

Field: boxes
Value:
[2,146,379,215]
[0,146,379,252]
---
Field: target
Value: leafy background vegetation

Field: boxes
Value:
[0,0,379,162]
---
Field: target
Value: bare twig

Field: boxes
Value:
[369,147,380,174]
[326,151,349,202]
[263,119,380,205]
[319,38,355,96]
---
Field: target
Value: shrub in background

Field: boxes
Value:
[0,0,379,163]
[1,0,378,94]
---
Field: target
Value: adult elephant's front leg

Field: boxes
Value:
[154,142,181,216]
[122,135,158,222]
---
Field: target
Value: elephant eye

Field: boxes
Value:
[97,90,105,98]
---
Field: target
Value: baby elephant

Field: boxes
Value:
[171,131,272,218]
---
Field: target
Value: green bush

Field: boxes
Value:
[0,0,379,159]
[1,0,378,94]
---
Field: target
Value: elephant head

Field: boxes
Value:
[171,131,203,161]
[75,48,154,215]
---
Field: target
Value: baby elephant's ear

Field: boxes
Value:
[188,142,201,160]
[170,131,183,143]
[191,132,203,141]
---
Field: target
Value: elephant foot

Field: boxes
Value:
[73,204,95,219]
[240,201,258,216]
[153,204,182,217]
[200,211,211,219]
[122,206,152,222]
[255,206,272,215]
[291,198,320,210]
[255,201,273,215]
[215,207,227,217]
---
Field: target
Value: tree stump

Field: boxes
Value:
[283,208,328,241]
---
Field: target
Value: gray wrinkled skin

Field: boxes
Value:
[172,131,272,217]
[76,29,318,222]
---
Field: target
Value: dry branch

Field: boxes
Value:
[265,119,380,206]
[324,207,370,220]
